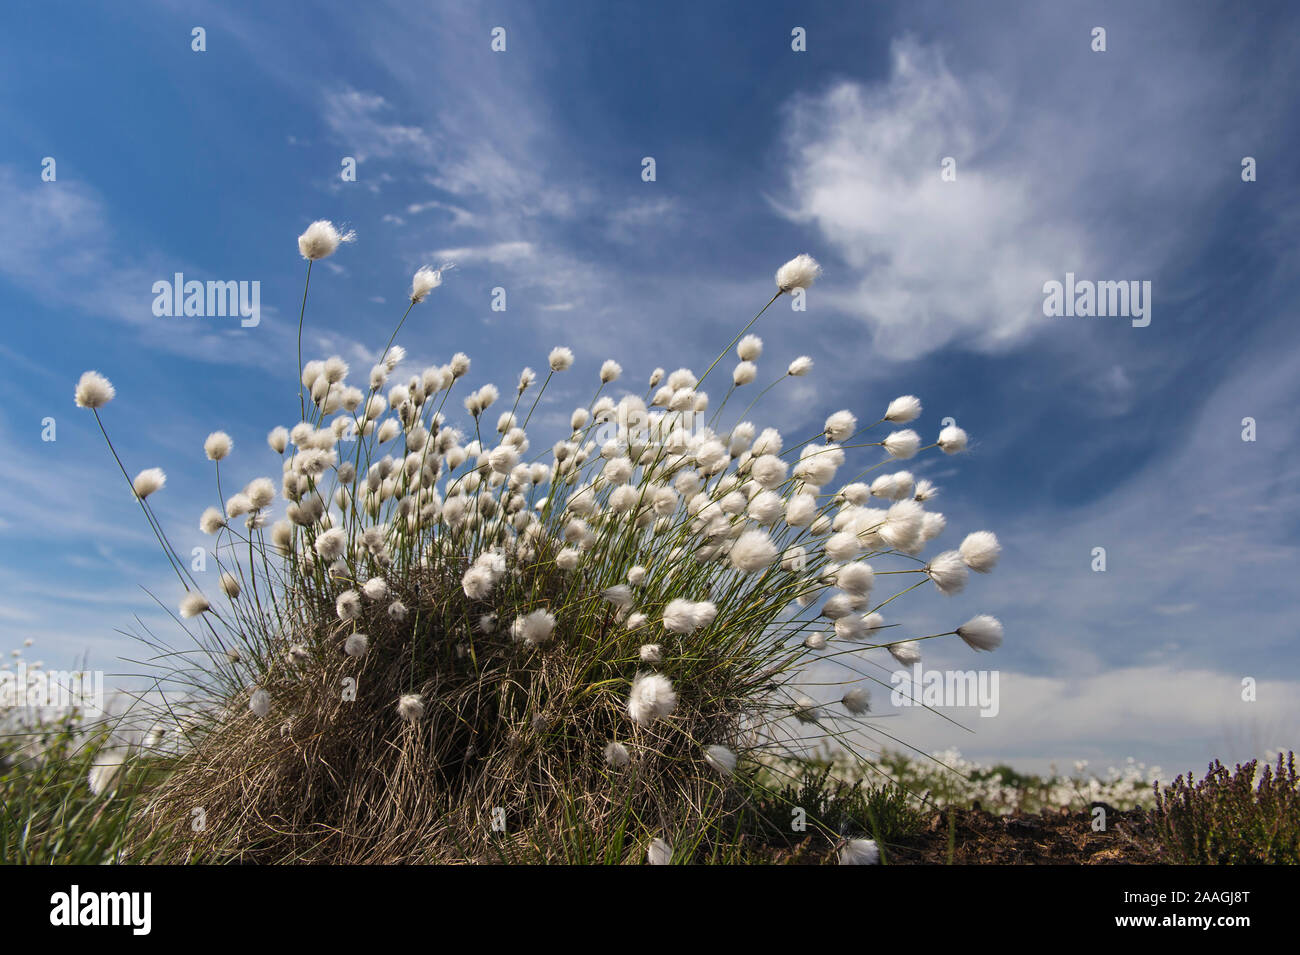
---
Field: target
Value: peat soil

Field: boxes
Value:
[885,803,1161,864]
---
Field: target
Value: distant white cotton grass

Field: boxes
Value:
[957,614,1004,652]
[87,749,126,797]
[839,838,880,865]
[703,744,738,776]
[74,370,115,409]
[204,431,233,461]
[397,693,425,722]
[132,468,166,499]
[627,672,677,725]
[179,591,210,618]
[775,253,821,292]
[297,219,354,260]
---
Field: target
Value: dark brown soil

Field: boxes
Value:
[885,803,1162,864]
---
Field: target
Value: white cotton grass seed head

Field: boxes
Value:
[960,530,1001,573]
[297,219,354,260]
[775,253,822,292]
[344,632,369,657]
[733,361,757,386]
[927,550,969,595]
[840,838,880,865]
[336,589,362,621]
[219,572,241,599]
[639,643,662,663]
[513,609,556,646]
[889,640,922,666]
[730,529,777,573]
[548,346,574,371]
[737,334,763,361]
[883,429,921,460]
[703,744,738,776]
[600,359,622,383]
[204,431,233,461]
[647,837,672,865]
[886,395,922,423]
[938,424,968,454]
[268,426,289,454]
[787,355,813,377]
[200,507,226,535]
[132,468,166,499]
[842,687,871,715]
[179,592,209,618]
[362,577,389,600]
[628,565,647,586]
[409,265,444,303]
[397,693,425,722]
[74,370,116,409]
[604,741,631,768]
[249,688,271,718]
[957,614,1004,652]
[627,671,677,725]
[825,410,857,442]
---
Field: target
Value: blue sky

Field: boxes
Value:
[1,0,1297,774]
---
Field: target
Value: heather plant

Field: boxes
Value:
[75,223,1004,863]
[1153,752,1300,864]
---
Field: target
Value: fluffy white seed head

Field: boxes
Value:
[957,614,1004,652]
[730,529,777,573]
[179,591,210,618]
[885,395,922,423]
[627,671,677,725]
[927,550,969,595]
[889,640,921,665]
[132,468,166,499]
[960,530,1001,573]
[883,429,921,460]
[397,693,425,722]
[938,425,968,454]
[775,253,822,292]
[703,744,738,776]
[825,410,857,442]
[639,643,662,663]
[840,838,880,865]
[249,688,271,718]
[74,371,115,409]
[298,219,354,260]
[842,687,871,715]
[600,359,622,383]
[647,837,672,865]
[410,265,444,303]
[787,356,813,377]
[604,741,631,768]
[219,572,241,599]
[344,632,369,657]
[548,346,574,372]
[512,609,556,646]
[204,431,233,461]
